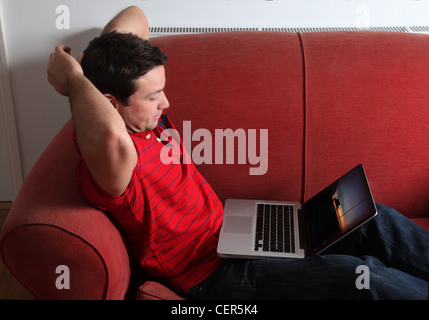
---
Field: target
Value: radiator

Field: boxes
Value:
[149,25,429,37]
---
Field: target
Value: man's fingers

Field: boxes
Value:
[55,45,72,55]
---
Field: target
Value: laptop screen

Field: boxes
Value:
[303,164,378,256]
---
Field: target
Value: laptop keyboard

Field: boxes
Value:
[254,203,295,253]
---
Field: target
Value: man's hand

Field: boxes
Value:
[47,45,84,96]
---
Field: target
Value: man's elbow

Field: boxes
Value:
[104,130,137,164]
[81,129,135,168]
[82,130,137,196]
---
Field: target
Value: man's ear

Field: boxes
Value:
[104,93,119,109]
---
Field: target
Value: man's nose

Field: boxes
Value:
[159,91,169,110]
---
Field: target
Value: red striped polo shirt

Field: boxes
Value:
[73,114,224,294]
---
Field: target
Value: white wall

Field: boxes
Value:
[0,120,12,200]
[1,0,429,187]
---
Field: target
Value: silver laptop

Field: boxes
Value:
[217,164,378,259]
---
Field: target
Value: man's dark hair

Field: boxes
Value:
[81,31,167,105]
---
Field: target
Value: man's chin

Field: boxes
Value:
[127,122,157,134]
[146,122,158,131]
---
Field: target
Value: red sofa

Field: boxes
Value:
[1,31,428,299]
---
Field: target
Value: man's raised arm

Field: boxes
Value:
[101,5,149,39]
[47,45,137,196]
[46,7,151,197]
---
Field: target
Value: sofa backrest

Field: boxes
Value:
[151,31,429,219]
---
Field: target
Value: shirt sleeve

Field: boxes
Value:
[75,157,131,212]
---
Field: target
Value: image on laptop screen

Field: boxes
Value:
[304,165,376,255]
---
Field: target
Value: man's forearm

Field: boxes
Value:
[68,73,131,161]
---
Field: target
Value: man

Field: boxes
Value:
[48,6,223,295]
[48,6,429,299]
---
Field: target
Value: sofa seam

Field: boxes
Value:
[297,32,308,203]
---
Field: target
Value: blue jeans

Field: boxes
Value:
[186,203,429,300]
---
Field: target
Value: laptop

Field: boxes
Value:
[217,164,378,259]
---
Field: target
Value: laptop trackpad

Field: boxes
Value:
[223,216,252,234]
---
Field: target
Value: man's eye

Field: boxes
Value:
[149,93,160,101]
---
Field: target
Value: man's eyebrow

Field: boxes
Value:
[145,88,164,98]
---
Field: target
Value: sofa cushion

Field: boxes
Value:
[151,32,307,204]
[300,31,429,219]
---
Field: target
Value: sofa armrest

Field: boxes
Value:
[1,206,131,299]
[0,120,131,299]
